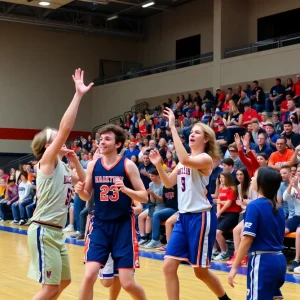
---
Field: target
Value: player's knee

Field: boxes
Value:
[233,225,240,235]
[194,268,208,281]
[60,279,71,289]
[100,278,113,288]
[120,279,135,292]
[43,285,60,299]
[216,229,223,237]
[163,262,177,277]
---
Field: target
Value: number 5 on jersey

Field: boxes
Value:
[100,185,119,201]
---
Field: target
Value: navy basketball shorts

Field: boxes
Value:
[285,215,300,233]
[165,210,217,267]
[247,252,286,300]
[84,215,139,270]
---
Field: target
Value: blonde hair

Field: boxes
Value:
[31,127,56,159]
[193,122,220,160]
[229,100,238,116]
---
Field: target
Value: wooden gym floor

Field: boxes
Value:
[0,225,300,300]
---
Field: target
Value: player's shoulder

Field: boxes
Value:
[87,158,99,171]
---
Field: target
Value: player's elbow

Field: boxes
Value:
[140,192,148,203]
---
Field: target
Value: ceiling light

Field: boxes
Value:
[107,15,118,21]
[39,1,50,6]
[142,1,155,8]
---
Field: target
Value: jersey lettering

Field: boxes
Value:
[181,177,186,192]
[100,185,120,202]
[244,222,252,229]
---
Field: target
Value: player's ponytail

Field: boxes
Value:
[256,167,281,215]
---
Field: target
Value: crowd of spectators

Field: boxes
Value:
[1,74,300,273]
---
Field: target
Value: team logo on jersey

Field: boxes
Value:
[244,222,252,229]
[135,259,140,268]
[46,270,52,278]
[64,176,72,184]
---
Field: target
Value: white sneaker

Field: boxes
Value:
[63,224,74,232]
[294,266,300,274]
[10,220,19,224]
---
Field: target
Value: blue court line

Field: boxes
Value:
[1,224,300,285]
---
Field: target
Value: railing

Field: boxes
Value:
[94,53,213,86]
[224,32,300,59]
[109,115,124,125]
[131,102,148,114]
[92,123,106,135]
[1,153,36,173]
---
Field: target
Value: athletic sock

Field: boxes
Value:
[218,293,231,300]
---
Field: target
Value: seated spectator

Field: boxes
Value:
[202,90,214,110]
[130,155,139,166]
[194,92,202,106]
[264,122,279,150]
[216,120,231,155]
[158,138,168,161]
[213,172,240,261]
[260,111,271,127]
[280,97,288,116]
[201,106,212,125]
[289,112,300,134]
[138,168,164,246]
[11,171,33,225]
[153,128,165,144]
[272,111,284,134]
[165,128,173,143]
[80,152,89,169]
[282,97,299,122]
[124,141,140,159]
[222,94,231,115]
[294,74,300,106]
[84,135,93,152]
[144,169,178,249]
[291,165,297,176]
[0,179,18,221]
[286,77,295,97]
[71,140,81,155]
[209,159,223,198]
[78,135,87,149]
[215,88,226,110]
[224,143,244,170]
[268,137,295,170]
[222,158,238,184]
[250,80,265,112]
[0,178,6,201]
[283,166,300,272]
[237,90,251,113]
[210,110,227,133]
[282,121,300,150]
[265,78,286,112]
[277,165,295,219]
[253,133,273,158]
[227,100,243,128]
[0,168,9,182]
[179,134,190,153]
[251,118,265,144]
[9,168,16,181]
[242,103,258,127]
[191,104,203,120]
[164,150,176,170]
[245,84,252,98]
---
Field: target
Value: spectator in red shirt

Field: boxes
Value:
[213,172,240,261]
[215,88,226,110]
[0,168,9,182]
[293,75,300,107]
[242,103,258,127]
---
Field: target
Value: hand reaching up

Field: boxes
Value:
[72,68,94,96]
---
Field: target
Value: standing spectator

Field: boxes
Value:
[266,78,286,112]
[11,171,33,225]
[0,179,18,221]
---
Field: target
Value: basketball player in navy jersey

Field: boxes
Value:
[75,124,147,300]
[228,167,286,300]
[149,107,231,300]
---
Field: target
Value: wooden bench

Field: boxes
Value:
[284,232,296,239]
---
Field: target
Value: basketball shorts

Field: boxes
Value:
[247,252,286,300]
[165,210,217,267]
[98,254,118,279]
[285,215,300,233]
[85,215,139,270]
[27,223,71,285]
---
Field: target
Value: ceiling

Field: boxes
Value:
[0,0,194,38]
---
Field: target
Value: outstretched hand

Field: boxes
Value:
[72,68,94,96]
[149,149,163,167]
[163,107,176,128]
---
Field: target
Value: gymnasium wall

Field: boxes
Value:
[0,21,139,153]
[138,0,214,66]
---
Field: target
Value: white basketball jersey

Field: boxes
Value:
[177,154,212,213]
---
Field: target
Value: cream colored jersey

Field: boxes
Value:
[177,154,212,213]
[32,160,72,228]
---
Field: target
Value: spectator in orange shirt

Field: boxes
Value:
[268,137,295,171]
[242,103,258,127]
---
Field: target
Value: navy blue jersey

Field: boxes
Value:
[243,197,285,252]
[92,156,133,220]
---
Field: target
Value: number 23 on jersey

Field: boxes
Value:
[100,185,119,201]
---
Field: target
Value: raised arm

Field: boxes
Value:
[114,159,148,203]
[40,69,93,171]
[163,107,212,173]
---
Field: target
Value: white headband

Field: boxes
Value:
[46,129,52,143]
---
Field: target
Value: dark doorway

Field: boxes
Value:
[258,8,300,41]
[176,34,201,60]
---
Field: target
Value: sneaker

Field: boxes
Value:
[157,245,167,252]
[212,249,220,257]
[288,260,300,272]
[63,224,74,232]
[241,256,248,265]
[226,252,237,266]
[143,240,162,249]
[10,220,19,224]
[76,233,85,240]
[70,233,79,239]
[18,219,26,226]
[213,252,230,261]
[138,238,149,246]
[294,265,300,274]
[24,220,32,226]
